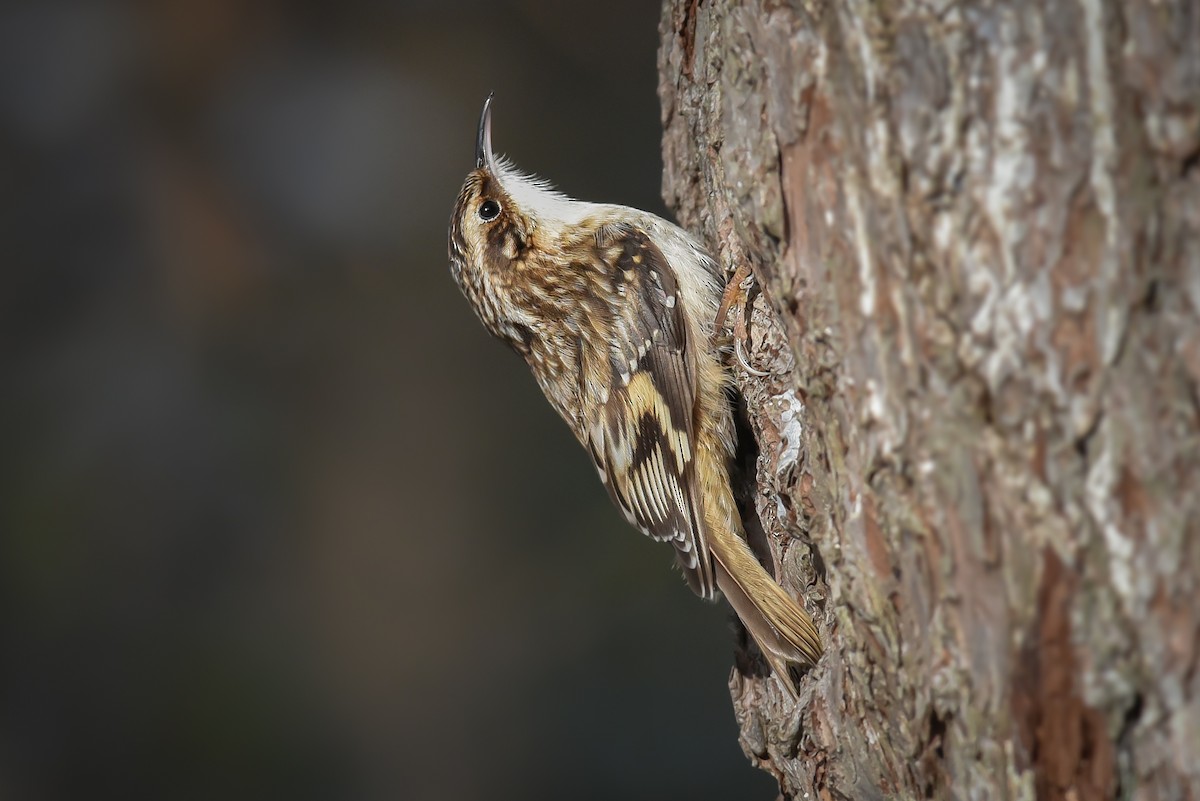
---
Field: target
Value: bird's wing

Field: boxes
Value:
[582,223,715,599]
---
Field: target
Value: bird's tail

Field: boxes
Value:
[709,527,823,698]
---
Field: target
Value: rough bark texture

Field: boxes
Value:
[657,1,1200,798]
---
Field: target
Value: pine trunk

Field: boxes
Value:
[657,1,1200,798]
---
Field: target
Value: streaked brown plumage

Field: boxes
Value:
[447,96,822,695]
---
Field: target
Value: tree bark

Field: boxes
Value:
[657,1,1200,798]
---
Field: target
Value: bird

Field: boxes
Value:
[446,95,822,696]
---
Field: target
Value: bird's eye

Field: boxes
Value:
[478,199,501,221]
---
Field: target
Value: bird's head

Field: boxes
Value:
[448,95,530,281]
[447,95,592,347]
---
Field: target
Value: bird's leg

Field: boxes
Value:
[716,264,774,377]
[714,261,752,336]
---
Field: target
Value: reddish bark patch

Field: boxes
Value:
[862,495,894,580]
[1011,550,1116,800]
[1051,199,1105,394]
[781,95,837,260]
[1114,464,1150,541]
[678,0,700,80]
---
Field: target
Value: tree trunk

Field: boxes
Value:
[657,1,1200,798]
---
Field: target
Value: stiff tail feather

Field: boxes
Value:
[709,531,823,698]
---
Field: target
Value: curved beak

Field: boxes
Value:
[475,93,495,171]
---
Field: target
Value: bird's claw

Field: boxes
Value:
[735,336,772,376]
[717,264,779,377]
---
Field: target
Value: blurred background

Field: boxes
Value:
[0,2,779,800]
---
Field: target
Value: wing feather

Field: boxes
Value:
[582,224,715,598]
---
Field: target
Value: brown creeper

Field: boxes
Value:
[447,96,822,694]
